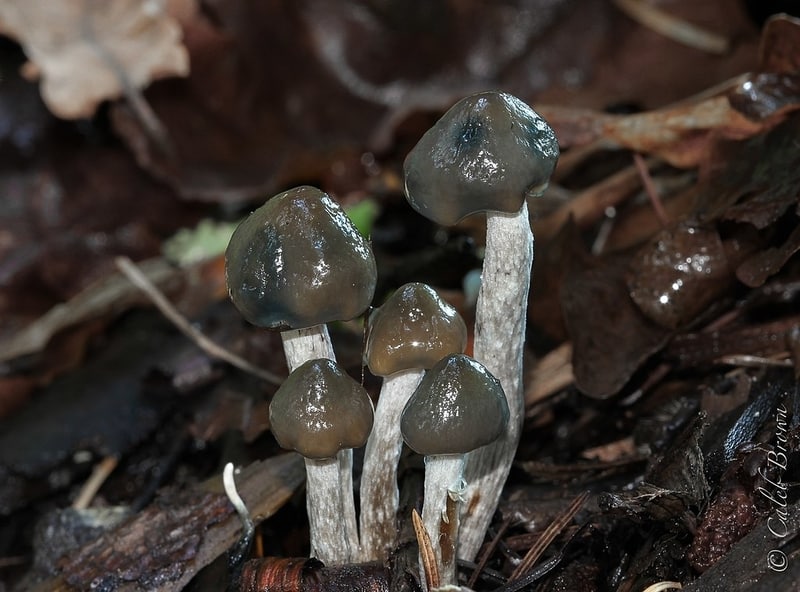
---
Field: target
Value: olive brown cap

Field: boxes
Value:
[403,91,559,226]
[225,185,377,330]
[401,354,509,456]
[365,282,467,377]
[269,358,374,460]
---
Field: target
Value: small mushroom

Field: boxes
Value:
[226,185,376,335]
[401,354,508,586]
[403,92,558,559]
[359,282,467,561]
[269,358,374,564]
[226,185,377,561]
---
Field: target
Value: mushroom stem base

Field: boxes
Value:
[422,455,465,587]
[305,458,353,565]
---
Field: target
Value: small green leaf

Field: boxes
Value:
[162,219,239,265]
[344,198,380,238]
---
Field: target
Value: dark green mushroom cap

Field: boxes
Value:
[225,185,377,330]
[269,358,374,460]
[365,282,467,377]
[401,354,509,456]
[403,91,559,226]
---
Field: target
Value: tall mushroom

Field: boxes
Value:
[359,282,467,561]
[403,91,558,559]
[269,358,374,564]
[401,354,508,587]
[225,185,377,561]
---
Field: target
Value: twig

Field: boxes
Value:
[717,354,793,368]
[525,342,575,409]
[0,556,28,569]
[491,521,592,592]
[467,516,512,588]
[632,153,669,227]
[72,455,119,510]
[114,256,284,385]
[533,162,644,242]
[641,583,682,592]
[509,491,588,579]
[614,0,730,55]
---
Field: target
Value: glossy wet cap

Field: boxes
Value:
[269,358,374,459]
[365,283,467,377]
[225,185,377,330]
[404,91,559,226]
[401,354,508,455]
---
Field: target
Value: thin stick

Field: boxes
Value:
[614,0,729,55]
[632,153,669,227]
[641,583,682,592]
[509,491,588,580]
[115,256,283,385]
[467,516,513,588]
[73,455,118,510]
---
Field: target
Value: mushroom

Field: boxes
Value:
[401,354,508,586]
[225,184,377,365]
[403,91,558,559]
[269,358,374,564]
[359,282,467,561]
[225,185,377,561]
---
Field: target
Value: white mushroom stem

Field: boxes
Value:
[359,369,425,561]
[281,325,337,366]
[460,203,533,560]
[422,455,467,587]
[305,458,354,563]
[280,324,360,564]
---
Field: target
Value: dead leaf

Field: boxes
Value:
[562,246,672,399]
[696,113,800,228]
[539,96,775,169]
[110,0,759,202]
[667,315,800,367]
[0,0,189,119]
[736,222,800,287]
[758,14,800,74]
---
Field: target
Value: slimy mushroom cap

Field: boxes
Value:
[365,282,467,377]
[269,358,374,459]
[403,91,559,226]
[401,354,509,456]
[225,185,377,330]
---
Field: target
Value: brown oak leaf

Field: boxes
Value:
[0,0,189,119]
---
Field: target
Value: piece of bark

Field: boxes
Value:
[32,453,305,592]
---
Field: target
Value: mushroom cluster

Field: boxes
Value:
[226,185,376,564]
[360,282,468,561]
[404,91,558,561]
[225,90,558,588]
